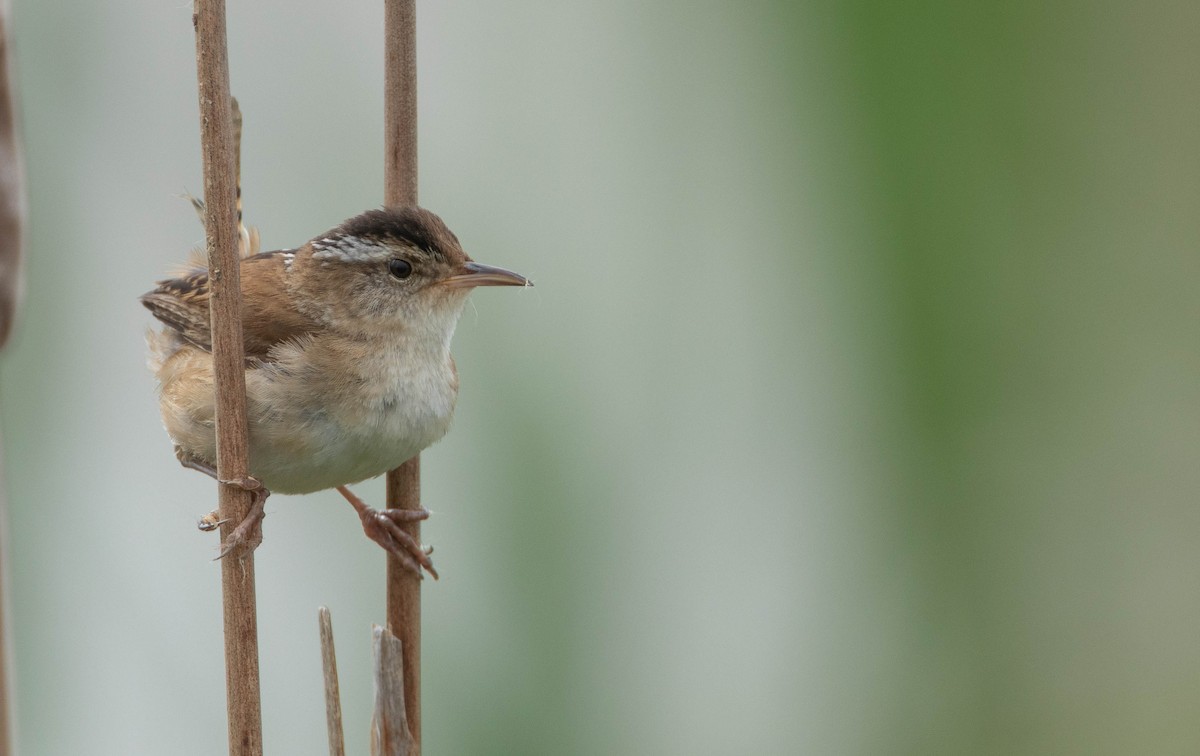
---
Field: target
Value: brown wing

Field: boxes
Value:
[141,249,318,359]
[140,268,213,350]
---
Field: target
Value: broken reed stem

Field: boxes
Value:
[0,1,20,751]
[371,625,414,756]
[383,0,422,750]
[318,607,346,756]
[193,1,263,754]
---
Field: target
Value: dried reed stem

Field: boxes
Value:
[383,0,422,750]
[384,0,418,207]
[193,0,263,753]
[370,625,414,756]
[318,607,346,756]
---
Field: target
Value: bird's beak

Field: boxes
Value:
[441,261,532,289]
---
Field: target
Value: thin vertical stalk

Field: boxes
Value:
[0,0,20,348]
[383,0,422,751]
[193,1,263,754]
[318,607,346,756]
[384,0,418,207]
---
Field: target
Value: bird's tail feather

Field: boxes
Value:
[184,96,260,269]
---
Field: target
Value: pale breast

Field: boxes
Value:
[243,334,459,494]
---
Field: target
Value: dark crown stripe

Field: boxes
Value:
[333,206,459,261]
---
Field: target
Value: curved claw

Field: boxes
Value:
[197,511,229,531]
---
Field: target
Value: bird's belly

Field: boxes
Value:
[250,426,431,494]
[244,352,458,494]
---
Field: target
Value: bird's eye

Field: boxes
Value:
[388,258,413,279]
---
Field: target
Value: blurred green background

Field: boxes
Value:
[2,1,1198,754]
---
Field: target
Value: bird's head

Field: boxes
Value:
[286,206,530,339]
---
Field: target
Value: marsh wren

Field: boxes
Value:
[142,206,530,575]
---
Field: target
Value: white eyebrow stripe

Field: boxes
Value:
[310,236,391,263]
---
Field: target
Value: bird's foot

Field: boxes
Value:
[212,476,269,560]
[361,507,438,579]
[178,448,267,548]
[337,485,437,579]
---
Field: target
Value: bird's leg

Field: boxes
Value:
[336,485,437,579]
[175,447,268,559]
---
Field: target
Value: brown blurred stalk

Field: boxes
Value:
[193,0,263,754]
[383,0,422,751]
[0,0,20,351]
[0,0,23,751]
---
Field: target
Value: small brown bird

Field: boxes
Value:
[142,207,530,575]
